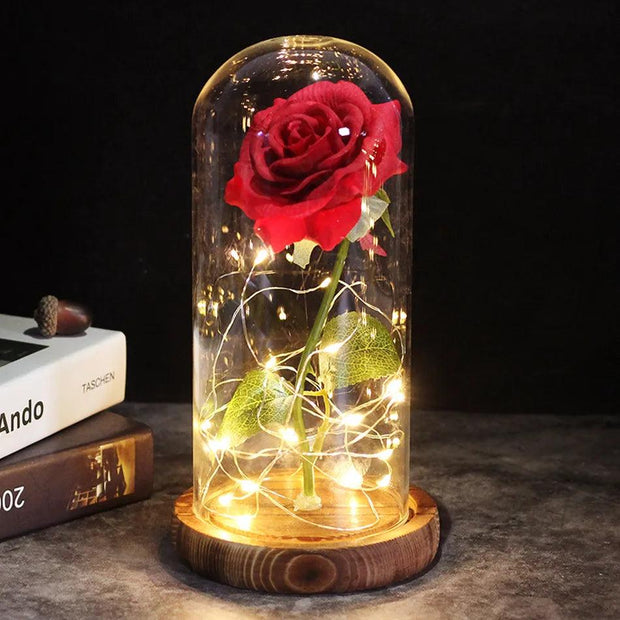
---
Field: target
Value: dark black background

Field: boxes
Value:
[3,2,618,412]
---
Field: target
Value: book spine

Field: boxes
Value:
[0,333,126,459]
[0,425,153,541]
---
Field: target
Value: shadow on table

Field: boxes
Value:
[156,498,452,613]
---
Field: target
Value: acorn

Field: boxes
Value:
[34,295,92,337]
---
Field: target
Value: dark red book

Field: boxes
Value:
[0,410,153,540]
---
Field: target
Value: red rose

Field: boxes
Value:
[224,81,407,252]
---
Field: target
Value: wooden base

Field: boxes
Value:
[172,486,439,593]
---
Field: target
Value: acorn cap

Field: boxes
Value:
[34,295,59,337]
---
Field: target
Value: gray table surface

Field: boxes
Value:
[1,403,618,619]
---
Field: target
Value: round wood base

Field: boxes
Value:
[172,486,440,593]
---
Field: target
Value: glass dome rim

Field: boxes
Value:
[194,34,413,114]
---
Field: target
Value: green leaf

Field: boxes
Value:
[375,188,391,204]
[375,188,395,237]
[381,209,395,237]
[319,311,401,391]
[218,369,294,447]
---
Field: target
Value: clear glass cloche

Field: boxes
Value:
[192,35,413,541]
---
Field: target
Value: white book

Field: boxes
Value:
[0,314,126,459]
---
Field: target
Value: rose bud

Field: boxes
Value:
[34,295,93,337]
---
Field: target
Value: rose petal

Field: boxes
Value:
[365,100,408,189]
[270,127,335,177]
[304,198,362,251]
[359,232,387,256]
[319,104,364,169]
[289,81,373,121]
[254,214,308,253]
[279,169,332,197]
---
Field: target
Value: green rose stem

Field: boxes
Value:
[290,238,350,500]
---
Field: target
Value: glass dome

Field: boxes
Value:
[192,35,413,541]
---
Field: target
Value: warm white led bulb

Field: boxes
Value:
[254,249,269,265]
[208,436,230,453]
[238,479,259,494]
[385,377,405,403]
[377,474,391,488]
[341,412,364,427]
[199,418,212,433]
[322,341,343,355]
[388,436,402,449]
[338,465,363,489]
[218,492,234,507]
[234,514,254,531]
[280,427,299,444]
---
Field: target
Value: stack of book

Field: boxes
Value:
[0,314,153,540]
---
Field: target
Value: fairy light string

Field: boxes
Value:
[196,239,406,533]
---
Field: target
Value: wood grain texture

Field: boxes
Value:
[172,486,439,593]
